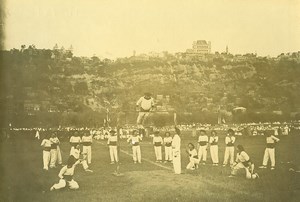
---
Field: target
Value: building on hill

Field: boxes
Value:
[186,40,211,55]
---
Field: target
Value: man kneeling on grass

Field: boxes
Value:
[186,143,199,170]
[50,155,80,191]
[229,145,259,180]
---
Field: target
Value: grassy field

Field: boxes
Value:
[1,132,300,202]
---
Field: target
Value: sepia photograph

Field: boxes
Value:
[0,0,300,201]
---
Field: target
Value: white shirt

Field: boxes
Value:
[58,162,80,180]
[41,139,52,148]
[70,148,80,159]
[225,136,236,146]
[136,97,154,111]
[127,136,142,145]
[70,136,81,143]
[164,137,172,146]
[188,149,198,159]
[236,151,250,163]
[82,135,93,143]
[266,135,279,143]
[107,135,118,145]
[50,137,60,144]
[153,136,163,145]
[209,136,218,145]
[198,135,208,146]
[172,134,181,152]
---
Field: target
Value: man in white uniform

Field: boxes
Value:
[153,131,163,162]
[50,156,80,191]
[223,129,236,167]
[164,132,173,163]
[70,144,93,172]
[107,130,118,164]
[259,133,280,170]
[69,131,81,155]
[136,93,155,128]
[198,130,208,165]
[82,131,93,164]
[186,143,199,170]
[229,145,259,179]
[209,130,219,166]
[49,132,60,168]
[172,127,181,174]
[127,130,142,163]
[41,134,52,171]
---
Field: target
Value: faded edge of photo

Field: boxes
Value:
[0,0,5,49]
[0,0,6,197]
[0,0,6,129]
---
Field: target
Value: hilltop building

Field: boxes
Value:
[186,40,211,55]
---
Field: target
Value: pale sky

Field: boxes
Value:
[3,0,300,58]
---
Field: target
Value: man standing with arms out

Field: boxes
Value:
[69,131,81,155]
[198,130,208,165]
[153,131,163,163]
[172,126,181,174]
[107,130,118,164]
[41,133,52,171]
[223,129,236,167]
[127,130,142,164]
[136,93,155,131]
[259,132,280,170]
[164,132,173,163]
[209,130,219,166]
[82,131,93,165]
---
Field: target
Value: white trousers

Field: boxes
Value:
[57,146,62,164]
[210,145,219,164]
[52,179,79,190]
[262,148,276,167]
[231,162,254,179]
[223,147,234,165]
[137,112,150,126]
[132,146,141,163]
[43,151,50,170]
[186,157,200,170]
[165,146,172,161]
[83,146,92,164]
[198,145,207,162]
[154,146,162,161]
[81,160,89,170]
[172,150,181,174]
[109,145,118,162]
[70,146,75,155]
[50,149,57,168]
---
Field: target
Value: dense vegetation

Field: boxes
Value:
[1,45,300,127]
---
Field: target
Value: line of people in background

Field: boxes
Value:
[43,125,282,191]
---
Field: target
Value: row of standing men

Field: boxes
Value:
[41,127,279,181]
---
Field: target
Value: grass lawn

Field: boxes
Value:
[1,132,300,202]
